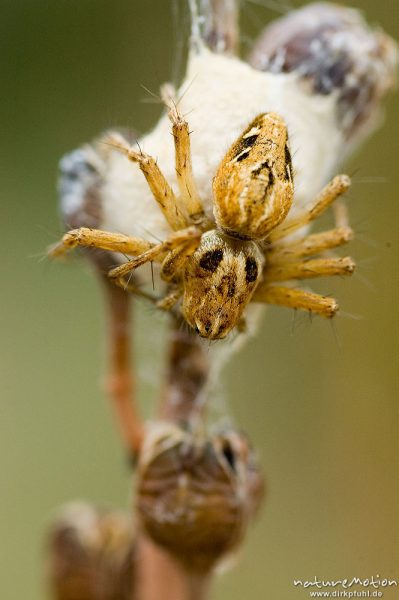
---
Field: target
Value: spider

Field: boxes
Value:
[50,102,355,340]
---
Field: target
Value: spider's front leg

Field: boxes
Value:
[154,232,211,312]
[108,227,201,287]
[48,227,154,259]
[162,85,208,227]
[103,132,188,232]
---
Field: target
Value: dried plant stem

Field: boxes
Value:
[101,277,144,460]
[134,321,213,600]
[99,275,213,599]
[135,535,211,600]
[189,0,240,55]
[160,323,210,426]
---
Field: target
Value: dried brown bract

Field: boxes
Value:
[47,503,135,600]
[136,422,264,573]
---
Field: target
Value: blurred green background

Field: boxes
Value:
[1,1,398,598]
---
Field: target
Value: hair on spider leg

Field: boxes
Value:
[329,316,342,352]
[351,176,388,185]
[175,73,199,107]
[140,97,163,105]
[286,303,323,336]
[124,270,135,292]
[295,309,314,333]
[336,309,363,321]
[32,250,52,263]
[349,255,381,291]
[290,308,300,336]
[34,225,71,263]
[347,165,388,186]
[124,261,159,294]
[352,269,376,293]
[181,107,196,120]
[36,223,68,242]
[346,166,361,180]
[140,83,163,104]
[141,229,164,244]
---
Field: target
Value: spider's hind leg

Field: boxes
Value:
[270,174,351,242]
[267,224,354,265]
[253,285,339,319]
[257,173,356,319]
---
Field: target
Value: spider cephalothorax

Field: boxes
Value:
[182,230,264,338]
[50,105,354,340]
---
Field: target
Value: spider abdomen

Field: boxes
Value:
[213,113,294,241]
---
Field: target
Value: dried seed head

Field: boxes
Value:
[248,3,398,144]
[47,502,135,600]
[136,422,264,573]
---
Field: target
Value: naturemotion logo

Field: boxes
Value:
[293,576,398,598]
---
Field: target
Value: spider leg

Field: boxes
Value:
[108,227,201,283]
[103,132,188,231]
[162,85,209,227]
[160,234,200,282]
[253,284,338,318]
[156,286,184,311]
[48,227,153,258]
[112,271,184,313]
[265,256,355,282]
[114,271,184,313]
[270,174,351,242]
[267,227,353,264]
[112,277,159,304]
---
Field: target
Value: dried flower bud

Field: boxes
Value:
[47,502,135,600]
[249,2,398,144]
[136,422,264,573]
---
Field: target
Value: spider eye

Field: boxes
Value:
[199,249,224,272]
[245,257,258,283]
